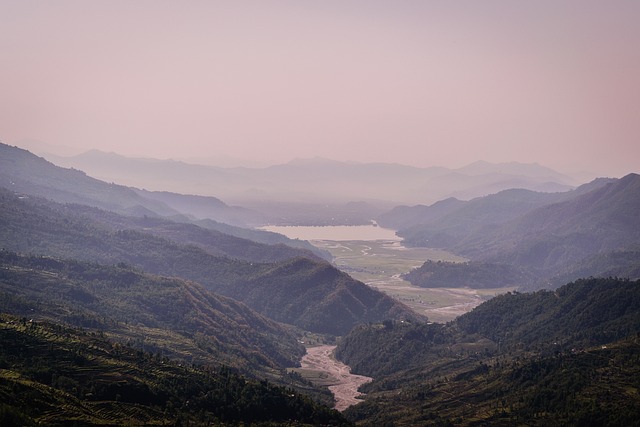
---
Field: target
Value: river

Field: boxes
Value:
[299,345,372,411]
[271,225,499,408]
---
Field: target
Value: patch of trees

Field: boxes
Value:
[403,260,536,289]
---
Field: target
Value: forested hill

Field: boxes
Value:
[229,257,425,336]
[392,174,640,289]
[0,187,420,335]
[403,260,537,289]
[463,173,640,273]
[0,313,349,426]
[335,277,640,426]
[0,251,304,372]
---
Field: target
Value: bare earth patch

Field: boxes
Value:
[299,345,372,411]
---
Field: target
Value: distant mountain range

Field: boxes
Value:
[0,142,327,256]
[43,149,577,210]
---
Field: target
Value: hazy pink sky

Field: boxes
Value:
[1,1,639,176]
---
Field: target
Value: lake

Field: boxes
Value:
[260,224,401,241]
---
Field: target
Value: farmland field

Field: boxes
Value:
[312,239,514,323]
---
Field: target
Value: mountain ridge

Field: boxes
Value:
[393,174,640,288]
[42,148,577,207]
[0,186,421,335]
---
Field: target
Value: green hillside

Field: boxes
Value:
[335,277,640,426]
[0,251,303,372]
[60,202,324,264]
[344,337,640,426]
[230,257,424,336]
[0,314,349,426]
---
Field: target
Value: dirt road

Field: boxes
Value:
[300,345,372,411]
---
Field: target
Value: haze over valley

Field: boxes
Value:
[2,1,640,425]
[2,141,640,425]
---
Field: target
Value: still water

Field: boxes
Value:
[260,224,400,241]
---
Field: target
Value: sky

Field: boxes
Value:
[1,1,639,176]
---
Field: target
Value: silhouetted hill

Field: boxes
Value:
[456,160,573,181]
[222,257,425,336]
[395,188,580,247]
[376,197,465,230]
[135,188,267,227]
[403,260,537,289]
[335,277,640,426]
[393,175,637,288]
[0,313,349,426]
[0,143,179,217]
[391,177,615,241]
[0,188,419,334]
[459,173,640,273]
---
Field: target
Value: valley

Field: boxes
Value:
[295,345,372,412]
[4,2,640,424]
[1,142,639,425]
[273,229,514,323]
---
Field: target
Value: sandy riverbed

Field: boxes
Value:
[300,345,372,411]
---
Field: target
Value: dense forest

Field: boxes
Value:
[335,278,640,425]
